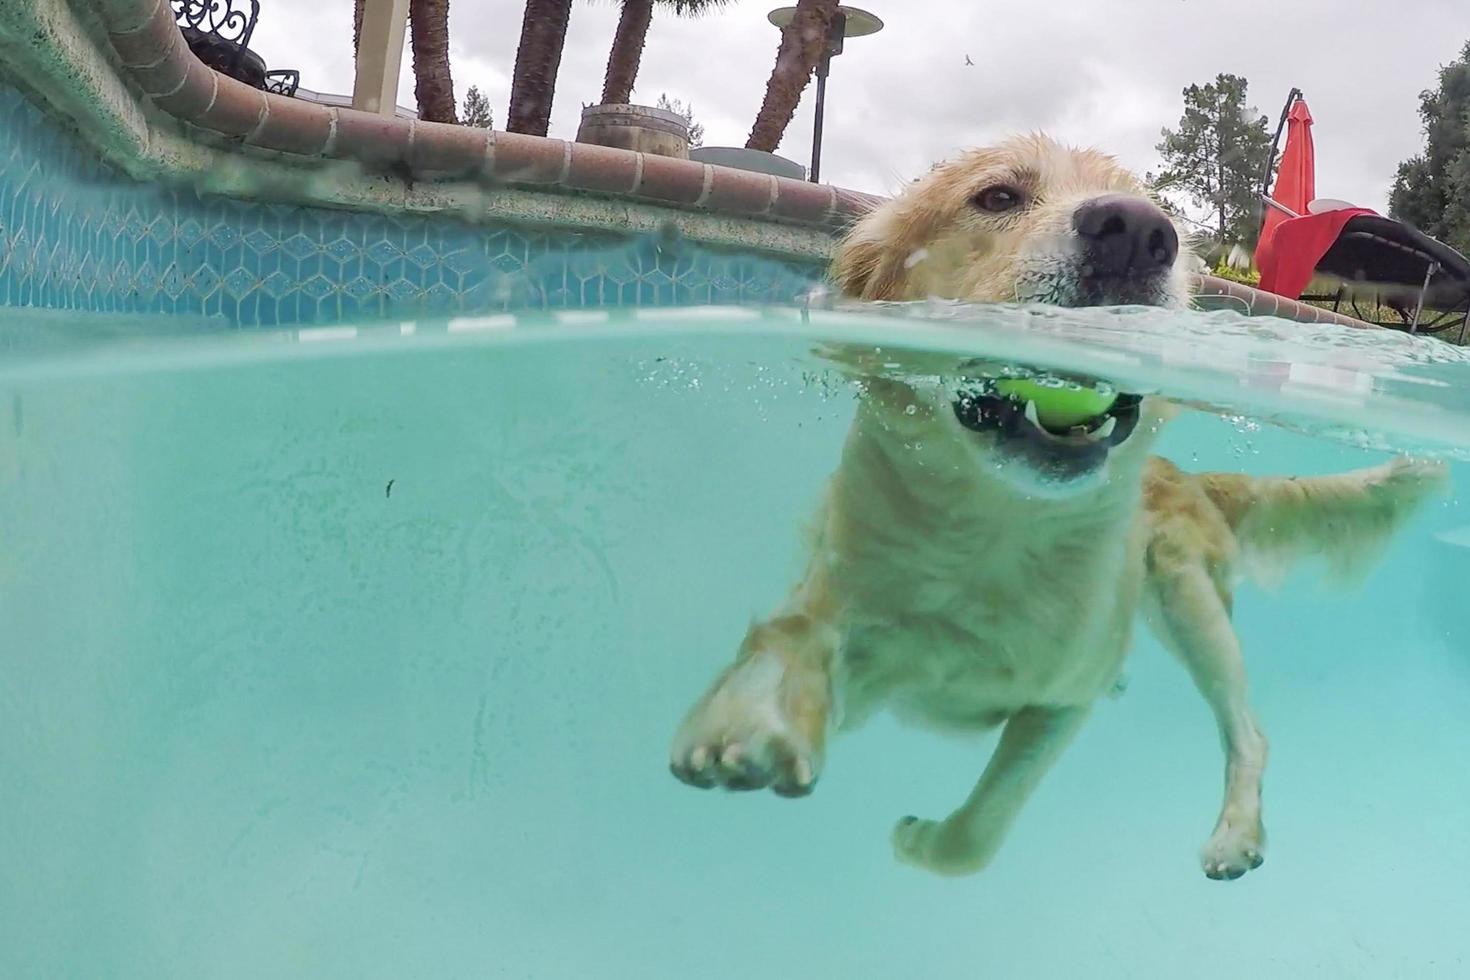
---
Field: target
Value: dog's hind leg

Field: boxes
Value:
[891,704,1091,876]
[669,605,837,799]
[1145,553,1268,881]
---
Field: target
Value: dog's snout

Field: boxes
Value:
[1072,195,1179,277]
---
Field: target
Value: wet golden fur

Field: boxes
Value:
[669,135,1448,880]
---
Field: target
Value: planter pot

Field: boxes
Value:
[576,103,690,159]
[690,146,806,181]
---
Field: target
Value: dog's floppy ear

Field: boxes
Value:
[830,209,912,301]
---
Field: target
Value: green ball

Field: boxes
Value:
[995,378,1117,429]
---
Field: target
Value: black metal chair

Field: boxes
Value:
[264,70,300,97]
[1298,211,1470,342]
[171,0,299,96]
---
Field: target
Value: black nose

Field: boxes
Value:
[1072,195,1178,277]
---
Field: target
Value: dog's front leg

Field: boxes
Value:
[669,608,837,798]
[892,704,1091,876]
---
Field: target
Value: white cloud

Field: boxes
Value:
[248,0,1469,213]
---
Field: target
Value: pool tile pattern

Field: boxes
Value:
[0,85,826,328]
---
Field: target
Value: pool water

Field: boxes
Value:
[2,306,1469,978]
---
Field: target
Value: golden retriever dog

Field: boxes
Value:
[668,135,1448,880]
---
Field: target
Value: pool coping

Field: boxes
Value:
[1,0,1375,329]
[1190,276,1369,329]
[96,0,882,229]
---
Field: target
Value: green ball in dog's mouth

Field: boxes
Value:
[994,378,1119,430]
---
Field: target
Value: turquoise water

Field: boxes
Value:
[2,306,1469,978]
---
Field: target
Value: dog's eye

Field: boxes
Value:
[973,186,1024,213]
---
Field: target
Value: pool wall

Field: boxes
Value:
[0,0,1372,331]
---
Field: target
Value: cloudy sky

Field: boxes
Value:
[253,1,1469,215]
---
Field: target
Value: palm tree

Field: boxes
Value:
[746,0,836,152]
[408,0,457,123]
[506,0,575,135]
[351,0,458,124]
[600,0,732,107]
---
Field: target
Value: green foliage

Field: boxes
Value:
[1389,41,1470,254]
[461,85,493,128]
[657,93,703,147]
[1152,73,1275,247]
[1210,259,1260,286]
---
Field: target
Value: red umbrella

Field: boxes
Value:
[1255,96,1342,298]
[1259,97,1316,246]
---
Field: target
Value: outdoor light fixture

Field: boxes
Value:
[766,5,884,183]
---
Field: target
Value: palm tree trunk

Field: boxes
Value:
[408,0,458,123]
[601,0,653,106]
[507,0,574,136]
[746,0,837,152]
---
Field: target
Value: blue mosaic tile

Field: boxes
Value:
[0,83,824,329]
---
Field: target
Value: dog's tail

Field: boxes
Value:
[1199,456,1450,590]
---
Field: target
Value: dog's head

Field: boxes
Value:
[832,133,1192,308]
[831,134,1189,495]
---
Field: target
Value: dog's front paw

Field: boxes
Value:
[669,653,825,798]
[891,815,996,877]
[1200,815,1265,881]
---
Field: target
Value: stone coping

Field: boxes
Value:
[1191,275,1372,328]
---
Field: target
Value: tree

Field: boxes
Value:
[409,0,457,124]
[600,0,732,107]
[351,0,457,124]
[1151,73,1274,247]
[746,0,838,152]
[656,93,702,147]
[507,0,574,135]
[462,85,493,128]
[1389,41,1470,254]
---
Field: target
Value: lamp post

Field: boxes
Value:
[766,5,884,183]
